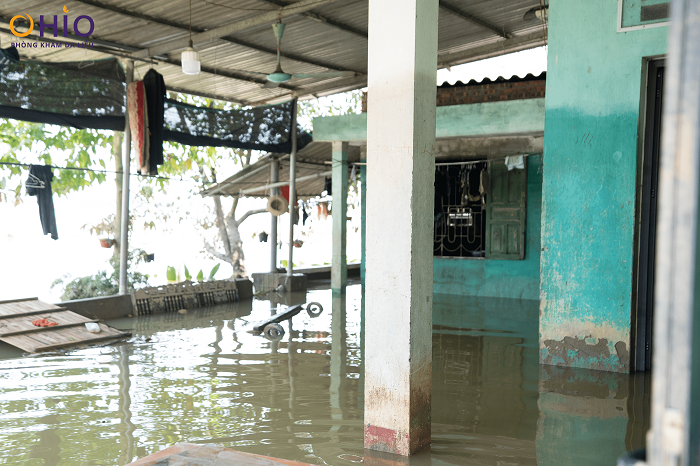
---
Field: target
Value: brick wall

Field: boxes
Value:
[361,77,546,112]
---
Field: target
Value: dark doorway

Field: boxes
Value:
[634,59,664,371]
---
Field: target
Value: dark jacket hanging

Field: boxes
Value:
[143,69,166,175]
[26,165,58,240]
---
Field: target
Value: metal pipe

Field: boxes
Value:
[288,98,298,277]
[270,158,279,272]
[118,60,134,295]
[238,170,332,195]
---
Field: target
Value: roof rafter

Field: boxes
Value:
[72,0,360,73]
[439,1,512,40]
[257,0,368,39]
[131,0,339,59]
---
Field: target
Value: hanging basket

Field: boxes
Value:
[259,232,269,243]
[99,238,116,248]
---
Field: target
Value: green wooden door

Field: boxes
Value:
[485,160,527,260]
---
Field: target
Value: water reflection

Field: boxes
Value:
[0,287,648,465]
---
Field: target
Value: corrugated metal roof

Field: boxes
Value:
[201,141,362,198]
[438,71,546,88]
[0,0,547,106]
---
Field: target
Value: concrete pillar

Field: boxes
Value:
[365,0,438,456]
[331,141,349,290]
[270,159,279,272]
[118,60,134,295]
[360,146,367,287]
[329,291,347,430]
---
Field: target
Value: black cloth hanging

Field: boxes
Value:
[324,176,332,194]
[302,203,309,225]
[26,165,58,240]
[143,69,166,175]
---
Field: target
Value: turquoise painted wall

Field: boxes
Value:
[540,0,667,372]
[434,155,543,300]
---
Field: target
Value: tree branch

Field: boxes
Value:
[204,241,234,264]
[237,208,268,225]
[228,197,239,220]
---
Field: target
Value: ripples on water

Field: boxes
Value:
[0,285,649,465]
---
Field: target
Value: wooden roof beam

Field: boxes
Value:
[257,0,368,39]
[439,1,512,40]
[131,0,339,59]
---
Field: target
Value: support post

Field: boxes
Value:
[360,146,367,286]
[288,98,298,276]
[647,0,700,463]
[331,141,349,290]
[364,0,438,456]
[118,60,134,295]
[270,158,279,272]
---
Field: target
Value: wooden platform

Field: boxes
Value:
[0,297,130,353]
[126,443,314,466]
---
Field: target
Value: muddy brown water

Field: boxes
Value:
[0,284,649,465]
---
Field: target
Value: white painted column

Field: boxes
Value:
[118,60,134,295]
[331,141,349,290]
[287,99,298,276]
[270,158,279,272]
[365,0,438,456]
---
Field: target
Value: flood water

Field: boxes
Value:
[0,283,649,465]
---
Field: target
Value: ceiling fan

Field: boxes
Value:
[252,23,356,88]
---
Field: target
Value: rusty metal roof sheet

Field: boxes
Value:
[0,0,547,106]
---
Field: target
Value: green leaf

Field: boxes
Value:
[166,266,177,282]
[208,263,220,281]
[184,265,191,281]
[196,270,204,282]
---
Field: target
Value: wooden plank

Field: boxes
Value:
[0,297,38,305]
[0,308,71,320]
[0,320,100,337]
[33,332,131,352]
[0,311,91,336]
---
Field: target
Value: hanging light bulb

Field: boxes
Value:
[182,0,200,75]
[181,39,200,75]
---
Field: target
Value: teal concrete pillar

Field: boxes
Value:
[331,141,349,291]
[360,147,366,287]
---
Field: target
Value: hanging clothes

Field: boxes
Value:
[302,203,309,225]
[505,155,525,170]
[324,176,332,194]
[127,80,149,174]
[26,165,58,240]
[143,69,166,175]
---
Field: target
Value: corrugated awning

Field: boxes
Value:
[201,141,362,199]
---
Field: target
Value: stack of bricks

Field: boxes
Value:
[361,74,546,112]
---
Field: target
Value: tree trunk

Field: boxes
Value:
[113,131,123,262]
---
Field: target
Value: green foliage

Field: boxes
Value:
[52,249,149,301]
[184,265,192,281]
[0,120,112,203]
[208,263,220,280]
[166,266,177,282]
[196,269,204,282]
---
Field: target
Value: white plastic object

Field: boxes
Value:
[85,322,101,333]
[181,47,200,75]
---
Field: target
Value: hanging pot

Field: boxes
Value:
[99,238,116,248]
[259,232,269,242]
